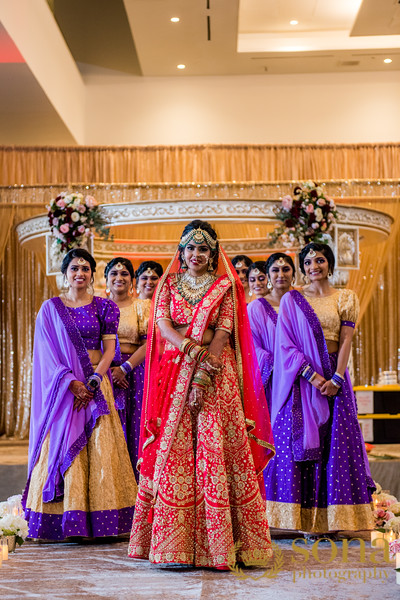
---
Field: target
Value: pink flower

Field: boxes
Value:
[282,195,293,210]
[389,539,400,559]
[52,217,59,226]
[374,509,395,522]
[77,204,86,214]
[60,224,70,234]
[311,222,319,230]
[317,198,326,207]
[78,225,85,234]
[56,199,66,208]
[305,204,314,214]
[85,195,97,208]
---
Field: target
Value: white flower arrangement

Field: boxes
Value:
[0,514,28,546]
[384,516,400,535]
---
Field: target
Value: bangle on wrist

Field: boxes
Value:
[86,373,102,389]
[120,361,133,375]
[331,372,344,388]
[302,365,316,383]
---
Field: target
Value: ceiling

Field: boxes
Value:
[0,0,399,144]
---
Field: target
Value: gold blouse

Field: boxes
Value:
[117,299,151,345]
[303,288,359,342]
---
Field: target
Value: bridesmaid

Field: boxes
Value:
[232,255,252,303]
[24,249,137,540]
[247,253,295,410]
[105,258,163,478]
[264,242,374,534]
[247,261,269,300]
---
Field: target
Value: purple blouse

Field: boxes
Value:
[66,297,119,350]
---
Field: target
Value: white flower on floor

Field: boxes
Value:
[389,502,400,516]
[385,516,400,535]
[0,514,29,545]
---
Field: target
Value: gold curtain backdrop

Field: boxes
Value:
[2,143,400,184]
[0,144,399,438]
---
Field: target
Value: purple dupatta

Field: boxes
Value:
[247,297,277,387]
[272,290,332,462]
[23,298,110,506]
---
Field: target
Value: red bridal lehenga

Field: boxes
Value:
[128,249,275,568]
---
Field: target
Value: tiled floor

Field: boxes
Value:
[0,536,398,600]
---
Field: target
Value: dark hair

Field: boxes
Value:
[104,257,134,280]
[232,255,252,269]
[247,261,267,278]
[265,252,295,277]
[135,260,164,279]
[299,242,335,275]
[61,248,96,275]
[178,220,219,270]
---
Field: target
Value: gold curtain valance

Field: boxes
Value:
[1,143,400,185]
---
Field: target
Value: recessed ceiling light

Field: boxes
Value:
[170,17,180,23]
[384,58,392,63]
[177,64,186,69]
[290,20,299,26]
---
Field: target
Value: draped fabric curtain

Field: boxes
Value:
[1,143,400,185]
[0,143,399,438]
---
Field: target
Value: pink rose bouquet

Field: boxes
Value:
[267,181,338,248]
[47,192,110,255]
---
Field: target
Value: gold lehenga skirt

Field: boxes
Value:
[25,372,137,540]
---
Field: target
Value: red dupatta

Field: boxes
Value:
[137,247,274,493]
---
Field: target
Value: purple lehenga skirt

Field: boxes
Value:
[24,372,137,540]
[264,352,375,533]
[115,353,145,481]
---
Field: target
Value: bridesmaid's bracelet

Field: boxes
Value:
[331,372,344,388]
[120,361,133,375]
[86,373,103,389]
[302,365,316,383]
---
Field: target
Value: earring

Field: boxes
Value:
[249,290,253,297]
[63,276,70,289]
[129,284,134,295]
[267,280,273,290]
[208,258,214,272]
[328,272,333,279]
[292,278,296,286]
[181,259,188,271]
[303,275,310,284]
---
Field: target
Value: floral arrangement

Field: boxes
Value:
[389,539,400,560]
[48,192,111,255]
[267,181,338,248]
[372,483,400,532]
[0,494,28,546]
[0,514,28,546]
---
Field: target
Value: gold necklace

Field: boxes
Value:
[177,271,215,305]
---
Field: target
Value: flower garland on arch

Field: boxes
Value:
[267,181,338,248]
[47,192,111,255]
